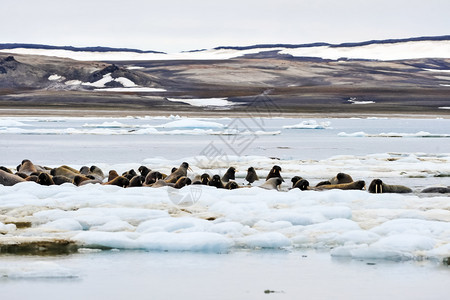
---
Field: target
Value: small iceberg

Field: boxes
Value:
[283,120,331,129]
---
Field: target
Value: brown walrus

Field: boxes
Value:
[315,180,366,191]
[208,175,224,189]
[224,181,239,190]
[103,176,129,188]
[36,172,54,186]
[368,179,412,194]
[51,165,80,180]
[266,165,282,181]
[222,167,236,183]
[316,173,354,187]
[0,169,26,186]
[421,186,450,193]
[245,167,259,184]
[17,159,38,176]
[165,162,191,183]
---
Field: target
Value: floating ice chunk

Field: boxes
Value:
[82,121,132,128]
[237,232,291,249]
[209,222,245,235]
[156,119,225,129]
[137,232,233,252]
[166,97,239,107]
[136,217,211,233]
[283,120,332,129]
[0,261,78,279]
[330,244,414,261]
[65,80,82,85]
[72,231,140,249]
[371,234,436,252]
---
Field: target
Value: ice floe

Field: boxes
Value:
[166,97,239,107]
[283,120,332,129]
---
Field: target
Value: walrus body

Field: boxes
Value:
[266,165,282,181]
[222,167,236,183]
[421,186,450,193]
[225,181,239,190]
[103,176,129,188]
[259,177,283,190]
[17,159,38,176]
[165,162,190,183]
[0,169,26,186]
[315,180,366,191]
[368,179,412,194]
[316,173,354,187]
[51,166,80,180]
[245,167,259,184]
[208,175,224,189]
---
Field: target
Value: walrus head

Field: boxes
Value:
[37,172,54,186]
[201,173,211,185]
[225,181,239,190]
[368,179,383,193]
[208,175,224,188]
[291,176,303,187]
[294,179,310,191]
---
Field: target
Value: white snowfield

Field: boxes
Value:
[2,39,450,61]
[0,154,449,263]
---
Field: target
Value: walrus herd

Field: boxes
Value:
[0,160,448,193]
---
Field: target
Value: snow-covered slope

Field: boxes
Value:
[1,36,450,61]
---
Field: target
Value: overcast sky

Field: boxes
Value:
[2,0,449,53]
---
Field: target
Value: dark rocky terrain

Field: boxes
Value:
[1,49,450,116]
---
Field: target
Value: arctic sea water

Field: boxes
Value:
[0,116,449,300]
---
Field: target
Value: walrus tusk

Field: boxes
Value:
[380,185,383,194]
[188,167,193,172]
[375,185,378,194]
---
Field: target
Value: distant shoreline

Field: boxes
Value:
[0,107,448,119]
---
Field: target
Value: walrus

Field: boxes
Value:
[25,175,39,182]
[201,173,211,185]
[266,165,282,181]
[259,177,283,190]
[315,180,366,191]
[173,177,192,189]
[138,166,151,178]
[144,171,163,186]
[151,179,168,188]
[122,169,137,180]
[368,179,412,193]
[0,169,26,186]
[52,175,73,185]
[222,167,236,182]
[36,172,54,186]
[51,165,80,180]
[73,175,99,186]
[165,162,191,183]
[208,175,224,189]
[0,166,12,174]
[80,165,105,181]
[291,176,303,188]
[17,159,38,176]
[292,178,310,190]
[103,176,129,188]
[421,186,450,193]
[316,172,354,187]
[108,170,119,182]
[128,175,145,187]
[245,167,259,184]
[224,181,239,190]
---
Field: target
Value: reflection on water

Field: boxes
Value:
[0,250,448,300]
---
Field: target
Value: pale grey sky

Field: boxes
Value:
[2,0,449,52]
